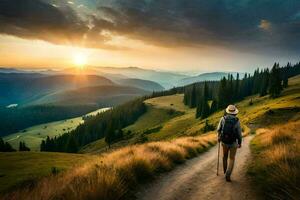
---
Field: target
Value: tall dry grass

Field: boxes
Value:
[2,133,216,200]
[249,121,300,200]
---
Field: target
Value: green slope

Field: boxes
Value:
[0,152,95,193]
[82,75,300,153]
[4,108,110,151]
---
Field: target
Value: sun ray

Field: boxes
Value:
[73,53,87,69]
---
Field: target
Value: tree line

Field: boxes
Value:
[0,137,30,152]
[40,98,147,152]
[183,62,300,119]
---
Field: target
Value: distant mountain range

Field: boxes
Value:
[30,85,150,106]
[91,66,188,88]
[115,78,164,91]
[0,67,245,89]
[0,66,181,88]
[0,72,163,107]
[0,67,246,107]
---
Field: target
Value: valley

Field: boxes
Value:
[1,71,300,197]
[3,108,110,151]
[0,65,299,200]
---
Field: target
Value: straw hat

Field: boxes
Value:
[226,105,239,115]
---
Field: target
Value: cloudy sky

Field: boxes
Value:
[0,0,299,72]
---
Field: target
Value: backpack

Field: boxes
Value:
[221,116,238,144]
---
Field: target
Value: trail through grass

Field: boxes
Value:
[2,133,216,200]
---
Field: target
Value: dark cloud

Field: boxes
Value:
[0,0,299,54]
[92,0,300,51]
[0,0,88,44]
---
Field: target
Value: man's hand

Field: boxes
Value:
[237,144,242,148]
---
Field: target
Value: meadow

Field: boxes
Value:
[0,152,96,193]
[4,108,110,151]
[2,133,216,200]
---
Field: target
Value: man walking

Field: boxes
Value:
[217,105,242,182]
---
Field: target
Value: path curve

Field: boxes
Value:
[136,136,260,200]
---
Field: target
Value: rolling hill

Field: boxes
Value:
[115,78,164,91]
[0,73,115,106]
[30,85,150,106]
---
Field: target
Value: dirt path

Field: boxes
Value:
[136,136,260,200]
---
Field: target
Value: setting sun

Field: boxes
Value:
[73,53,87,68]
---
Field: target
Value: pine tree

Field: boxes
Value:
[0,138,4,150]
[201,100,210,119]
[19,141,30,151]
[196,82,209,119]
[283,76,288,88]
[218,77,228,109]
[0,137,15,152]
[252,68,261,94]
[195,100,203,118]
[19,142,23,151]
[190,84,197,108]
[40,140,46,151]
[65,136,78,153]
[210,99,218,114]
[234,73,240,101]
[269,63,282,98]
[228,74,234,103]
[105,122,115,148]
[0,140,15,152]
[260,69,270,96]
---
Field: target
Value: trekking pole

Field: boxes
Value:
[216,141,220,176]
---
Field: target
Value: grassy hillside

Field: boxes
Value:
[116,78,165,91]
[2,133,216,199]
[82,75,300,153]
[248,121,300,199]
[0,152,95,193]
[31,85,149,106]
[4,108,110,151]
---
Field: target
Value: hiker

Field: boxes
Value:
[217,105,242,182]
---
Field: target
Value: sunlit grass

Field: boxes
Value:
[249,121,300,199]
[2,133,216,200]
[0,152,95,193]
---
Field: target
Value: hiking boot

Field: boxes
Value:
[225,175,231,182]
